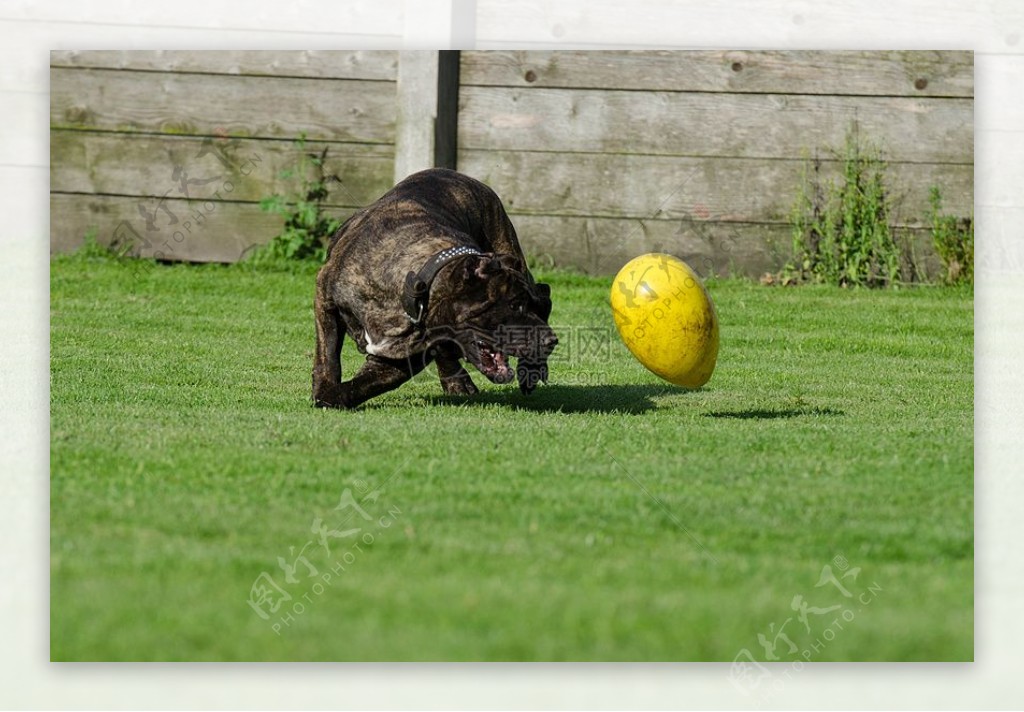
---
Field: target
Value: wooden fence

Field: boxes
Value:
[50,50,398,262]
[50,50,973,276]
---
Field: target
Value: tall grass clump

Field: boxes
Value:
[786,127,902,288]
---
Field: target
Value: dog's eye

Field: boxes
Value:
[516,303,525,315]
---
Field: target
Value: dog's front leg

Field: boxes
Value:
[330,354,430,409]
[435,343,479,396]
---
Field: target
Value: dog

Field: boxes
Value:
[312,168,557,409]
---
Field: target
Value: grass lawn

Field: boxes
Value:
[50,254,973,662]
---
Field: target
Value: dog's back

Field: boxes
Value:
[326,168,517,262]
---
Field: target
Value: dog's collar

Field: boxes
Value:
[402,245,483,324]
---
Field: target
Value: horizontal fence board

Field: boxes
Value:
[50,50,399,81]
[8,24,397,93]
[461,50,974,98]
[508,213,943,279]
[7,22,396,93]
[51,193,357,263]
[458,86,973,163]
[458,150,974,226]
[50,67,397,143]
[49,193,944,278]
[50,130,394,208]
[511,213,786,276]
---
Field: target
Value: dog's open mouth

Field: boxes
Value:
[474,340,515,384]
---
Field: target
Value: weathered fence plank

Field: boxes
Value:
[461,50,974,98]
[50,191,943,278]
[458,86,973,163]
[509,213,789,276]
[51,67,397,143]
[458,149,974,226]
[50,50,399,81]
[50,193,357,263]
[508,214,942,278]
[50,130,394,207]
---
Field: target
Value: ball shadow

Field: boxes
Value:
[702,406,845,419]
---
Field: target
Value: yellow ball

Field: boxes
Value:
[610,253,720,388]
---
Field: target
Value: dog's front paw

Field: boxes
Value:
[313,381,352,409]
[440,371,479,396]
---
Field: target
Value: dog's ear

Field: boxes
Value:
[531,281,553,321]
[468,253,522,279]
[463,254,493,281]
[493,254,525,273]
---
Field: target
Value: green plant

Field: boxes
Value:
[77,227,132,259]
[928,186,974,285]
[786,127,903,288]
[252,134,342,264]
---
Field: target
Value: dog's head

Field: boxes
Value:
[429,253,557,392]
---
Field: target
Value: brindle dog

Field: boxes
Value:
[312,168,557,409]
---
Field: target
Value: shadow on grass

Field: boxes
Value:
[422,383,685,414]
[703,406,845,420]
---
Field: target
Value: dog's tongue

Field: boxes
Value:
[493,352,514,383]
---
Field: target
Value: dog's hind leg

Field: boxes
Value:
[312,284,346,408]
[434,343,478,396]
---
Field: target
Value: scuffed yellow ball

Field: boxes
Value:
[610,253,719,388]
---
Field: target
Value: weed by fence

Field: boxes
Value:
[785,127,902,288]
[928,186,974,285]
[250,134,343,265]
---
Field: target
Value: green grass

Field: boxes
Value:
[50,255,973,662]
